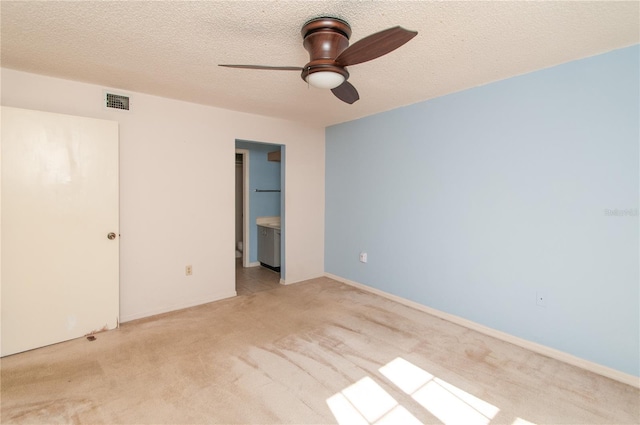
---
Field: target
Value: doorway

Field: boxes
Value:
[235,141,284,293]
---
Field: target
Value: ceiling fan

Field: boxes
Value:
[219,17,418,104]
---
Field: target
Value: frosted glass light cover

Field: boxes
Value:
[306,71,345,89]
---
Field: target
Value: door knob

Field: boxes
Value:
[107,232,117,240]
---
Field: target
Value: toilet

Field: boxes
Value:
[235,241,243,258]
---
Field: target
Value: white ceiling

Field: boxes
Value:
[1,1,638,127]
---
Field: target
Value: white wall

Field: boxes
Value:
[1,68,325,322]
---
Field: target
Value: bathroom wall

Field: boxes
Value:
[325,45,639,377]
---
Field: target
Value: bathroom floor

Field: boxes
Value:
[235,258,281,296]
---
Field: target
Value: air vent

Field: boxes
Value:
[105,92,130,111]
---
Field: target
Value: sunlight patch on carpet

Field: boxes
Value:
[380,357,498,425]
[512,418,537,425]
[326,376,422,425]
[327,357,540,425]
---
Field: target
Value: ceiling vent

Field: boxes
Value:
[104,92,130,111]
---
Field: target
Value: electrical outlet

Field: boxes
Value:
[185,265,193,276]
[359,252,367,263]
[536,291,546,308]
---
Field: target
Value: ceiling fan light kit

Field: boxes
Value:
[220,17,417,104]
[306,71,345,89]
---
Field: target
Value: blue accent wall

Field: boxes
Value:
[325,45,639,376]
[236,140,281,264]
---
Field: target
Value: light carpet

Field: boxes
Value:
[1,277,638,424]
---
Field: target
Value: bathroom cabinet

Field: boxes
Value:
[258,225,280,272]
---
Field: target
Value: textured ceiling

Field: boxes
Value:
[1,1,638,127]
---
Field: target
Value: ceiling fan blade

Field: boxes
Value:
[331,81,360,104]
[219,64,303,71]
[335,26,418,67]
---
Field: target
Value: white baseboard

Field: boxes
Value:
[120,291,237,323]
[280,272,325,286]
[248,262,260,267]
[324,273,639,389]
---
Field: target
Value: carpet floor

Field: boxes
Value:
[1,277,638,424]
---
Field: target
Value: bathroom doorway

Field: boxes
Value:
[235,141,284,293]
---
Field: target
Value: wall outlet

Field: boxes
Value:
[185,265,193,276]
[536,291,546,308]
[359,252,367,263]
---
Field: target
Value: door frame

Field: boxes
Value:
[235,149,250,267]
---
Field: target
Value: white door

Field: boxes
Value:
[1,106,119,356]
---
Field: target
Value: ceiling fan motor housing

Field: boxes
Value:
[301,17,352,83]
